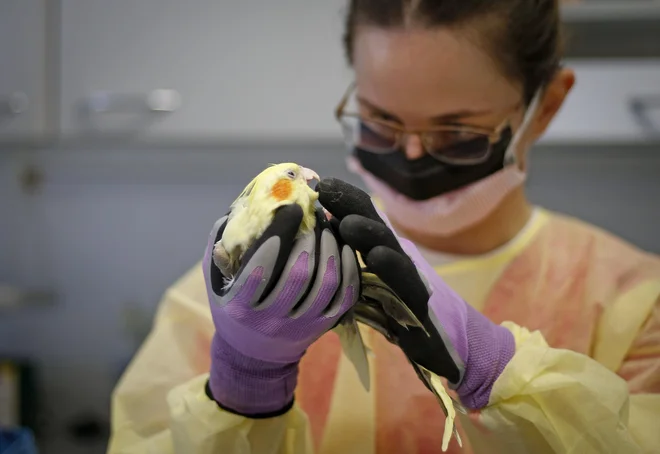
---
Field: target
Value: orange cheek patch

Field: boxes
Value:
[271,179,293,201]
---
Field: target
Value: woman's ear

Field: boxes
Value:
[530,67,576,139]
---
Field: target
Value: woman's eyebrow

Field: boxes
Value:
[357,96,402,121]
[430,109,493,123]
[357,96,493,124]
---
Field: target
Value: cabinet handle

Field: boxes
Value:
[84,89,182,114]
[0,284,57,309]
[0,92,29,116]
[629,95,660,138]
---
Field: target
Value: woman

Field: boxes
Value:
[107,0,660,453]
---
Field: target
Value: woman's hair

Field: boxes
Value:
[343,0,563,104]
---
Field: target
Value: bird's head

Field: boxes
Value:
[233,162,320,214]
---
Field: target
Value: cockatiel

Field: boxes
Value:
[213,162,320,288]
[215,163,463,451]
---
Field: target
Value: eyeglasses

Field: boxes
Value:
[334,82,519,166]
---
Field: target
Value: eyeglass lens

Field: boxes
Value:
[341,116,492,163]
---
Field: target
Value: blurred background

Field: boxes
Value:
[0,1,659,452]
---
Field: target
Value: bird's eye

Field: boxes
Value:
[286,170,296,179]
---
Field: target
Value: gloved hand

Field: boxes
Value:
[317,178,515,410]
[202,204,360,417]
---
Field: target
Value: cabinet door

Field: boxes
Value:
[59,0,352,142]
[542,61,660,143]
[0,0,47,140]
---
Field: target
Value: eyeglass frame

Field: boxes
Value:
[334,81,522,166]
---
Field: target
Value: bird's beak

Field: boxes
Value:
[301,167,320,183]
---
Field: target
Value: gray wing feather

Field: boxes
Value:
[361,272,430,337]
[333,311,371,392]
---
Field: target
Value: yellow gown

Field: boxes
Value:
[107,208,660,454]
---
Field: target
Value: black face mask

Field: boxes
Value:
[353,127,514,201]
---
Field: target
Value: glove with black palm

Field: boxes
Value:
[317,178,516,415]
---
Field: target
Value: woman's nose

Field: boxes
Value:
[403,134,425,160]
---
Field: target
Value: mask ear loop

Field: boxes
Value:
[503,89,543,167]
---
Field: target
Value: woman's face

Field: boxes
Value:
[351,25,573,165]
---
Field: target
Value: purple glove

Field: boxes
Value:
[317,178,515,410]
[202,205,360,417]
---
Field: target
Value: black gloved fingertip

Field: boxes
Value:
[272,203,304,225]
[317,177,381,223]
[315,177,336,194]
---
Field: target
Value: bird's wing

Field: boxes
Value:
[353,277,465,452]
[333,311,372,392]
[360,271,430,337]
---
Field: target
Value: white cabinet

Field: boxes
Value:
[0,0,48,140]
[59,0,352,142]
[542,60,660,143]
